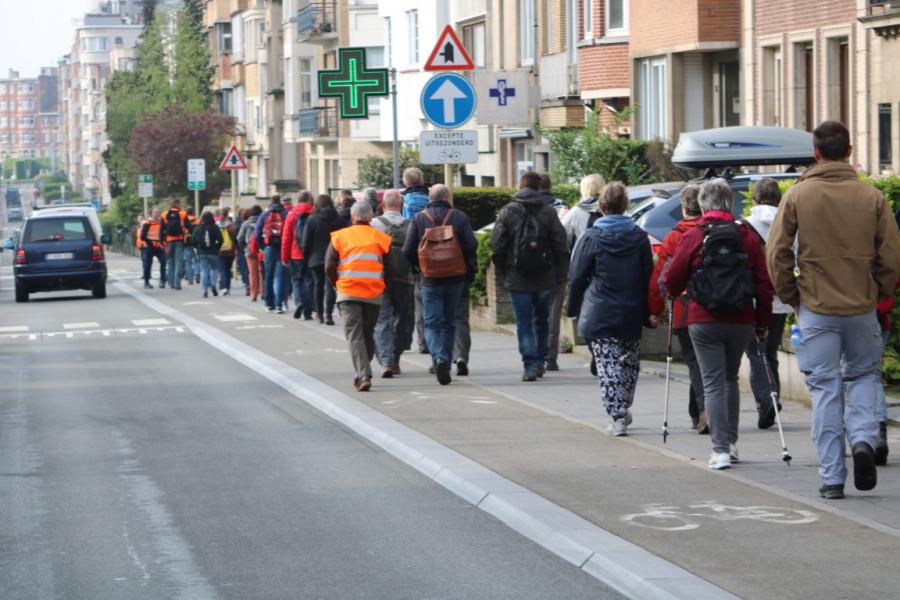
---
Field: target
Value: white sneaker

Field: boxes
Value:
[729,444,740,463]
[708,452,731,470]
[624,410,633,426]
[607,418,628,437]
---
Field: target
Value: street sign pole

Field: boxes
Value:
[194,189,200,215]
[391,68,400,190]
[231,168,237,215]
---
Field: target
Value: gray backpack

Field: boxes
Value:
[377,216,413,283]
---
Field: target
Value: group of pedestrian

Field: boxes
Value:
[135,121,899,500]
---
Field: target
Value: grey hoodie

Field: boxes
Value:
[561,196,600,248]
[745,204,792,315]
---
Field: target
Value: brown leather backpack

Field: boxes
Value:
[417,209,466,279]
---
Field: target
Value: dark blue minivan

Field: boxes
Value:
[8,206,110,302]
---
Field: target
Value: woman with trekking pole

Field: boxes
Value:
[568,182,654,437]
[663,179,774,470]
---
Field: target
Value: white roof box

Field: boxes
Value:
[672,126,815,168]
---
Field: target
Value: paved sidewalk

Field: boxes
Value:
[108,256,900,599]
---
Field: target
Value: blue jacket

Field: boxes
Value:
[402,200,478,286]
[567,214,653,342]
[402,186,430,220]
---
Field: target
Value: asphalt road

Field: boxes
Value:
[0,284,621,599]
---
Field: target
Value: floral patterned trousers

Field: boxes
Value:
[590,338,641,419]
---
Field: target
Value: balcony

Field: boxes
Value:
[298,106,337,140]
[859,1,900,37]
[539,53,579,100]
[297,1,338,42]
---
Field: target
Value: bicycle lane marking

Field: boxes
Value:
[621,501,819,532]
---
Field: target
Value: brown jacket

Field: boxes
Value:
[767,161,900,316]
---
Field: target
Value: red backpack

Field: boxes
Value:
[263,210,284,246]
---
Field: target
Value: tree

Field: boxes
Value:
[356,147,447,189]
[142,0,156,26]
[129,106,236,199]
[172,7,215,111]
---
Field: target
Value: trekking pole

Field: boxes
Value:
[662,297,674,443]
[756,336,792,465]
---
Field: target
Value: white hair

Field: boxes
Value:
[698,179,733,213]
[350,200,373,221]
[383,189,403,210]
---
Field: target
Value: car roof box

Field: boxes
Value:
[672,126,815,168]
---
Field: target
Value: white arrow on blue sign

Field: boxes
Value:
[420,73,477,129]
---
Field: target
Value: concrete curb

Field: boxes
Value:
[114,280,737,600]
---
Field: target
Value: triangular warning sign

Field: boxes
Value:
[219,145,248,170]
[424,25,475,72]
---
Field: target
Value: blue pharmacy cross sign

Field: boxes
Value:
[489,79,517,106]
[420,73,477,129]
[318,47,389,119]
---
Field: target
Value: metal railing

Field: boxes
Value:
[298,106,338,139]
[297,1,337,39]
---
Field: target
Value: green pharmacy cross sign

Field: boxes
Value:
[318,47,389,119]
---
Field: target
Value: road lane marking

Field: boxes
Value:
[115,279,740,600]
[132,318,171,326]
[182,301,213,306]
[63,321,100,329]
[212,313,257,322]
[0,325,29,333]
[235,324,284,330]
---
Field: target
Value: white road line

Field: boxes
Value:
[213,314,257,323]
[0,325,29,333]
[115,280,738,600]
[63,322,100,330]
[132,318,171,326]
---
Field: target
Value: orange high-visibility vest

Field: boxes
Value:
[136,220,147,249]
[146,221,163,246]
[330,225,392,299]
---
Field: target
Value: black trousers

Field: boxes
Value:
[311,265,337,318]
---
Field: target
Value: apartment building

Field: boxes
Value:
[858,0,900,174]
[58,12,141,205]
[576,0,630,133]
[0,68,60,166]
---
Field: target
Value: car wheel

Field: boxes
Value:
[15,282,29,303]
[92,282,107,299]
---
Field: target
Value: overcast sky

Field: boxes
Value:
[0,0,95,78]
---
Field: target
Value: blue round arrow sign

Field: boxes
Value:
[420,73,477,129]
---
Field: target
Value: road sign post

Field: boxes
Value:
[391,68,400,190]
[138,174,153,218]
[219,145,247,214]
[188,159,206,214]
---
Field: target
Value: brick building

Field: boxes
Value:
[629,0,741,142]
[577,0,631,134]
[0,68,60,165]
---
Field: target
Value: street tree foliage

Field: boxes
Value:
[544,108,672,187]
[356,147,446,189]
[129,106,235,199]
[104,1,221,226]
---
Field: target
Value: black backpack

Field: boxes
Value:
[513,204,554,275]
[196,225,214,251]
[377,216,412,281]
[688,222,756,315]
[164,208,183,238]
[294,214,308,249]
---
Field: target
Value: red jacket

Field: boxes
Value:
[877,277,900,330]
[663,211,774,327]
[648,218,702,329]
[281,202,314,264]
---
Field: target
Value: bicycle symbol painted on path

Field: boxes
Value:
[621,501,819,531]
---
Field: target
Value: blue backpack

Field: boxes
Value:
[294,214,308,249]
[402,191,429,220]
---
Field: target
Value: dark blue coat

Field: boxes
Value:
[402,200,478,286]
[567,215,653,342]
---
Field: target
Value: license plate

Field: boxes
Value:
[46,252,74,260]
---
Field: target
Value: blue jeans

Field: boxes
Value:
[183,245,196,282]
[420,282,464,364]
[510,289,553,370]
[289,259,313,314]
[166,241,184,288]
[197,254,218,294]
[263,246,286,309]
[875,328,890,422]
[797,306,883,485]
[236,251,249,288]
[218,255,234,291]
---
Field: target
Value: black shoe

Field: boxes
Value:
[545,358,559,372]
[318,314,325,324]
[590,357,597,377]
[419,347,430,354]
[522,369,538,382]
[381,367,394,379]
[211,287,218,297]
[818,484,845,500]
[429,364,436,375]
[304,313,313,321]
[144,282,153,289]
[852,442,877,491]
[536,365,545,379]
[325,315,335,326]
[293,306,304,319]
[159,282,166,289]
[758,402,777,430]
[455,360,469,376]
[875,422,889,466]
[435,360,451,385]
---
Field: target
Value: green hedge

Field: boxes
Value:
[451,186,516,230]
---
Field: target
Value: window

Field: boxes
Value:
[826,37,849,125]
[406,10,419,65]
[462,21,486,68]
[18,100,34,110]
[0,133,8,143]
[582,0,593,40]
[218,89,233,115]
[605,0,628,35]
[879,104,892,171]
[219,22,233,54]
[18,116,35,127]
[794,42,814,132]
[114,36,123,46]
[0,117,7,127]
[0,100,7,110]
[299,58,312,109]
[81,37,109,53]
[761,46,782,126]
[638,56,667,140]
[520,0,535,66]
[718,62,740,127]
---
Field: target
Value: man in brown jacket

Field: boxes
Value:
[768,121,900,499]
